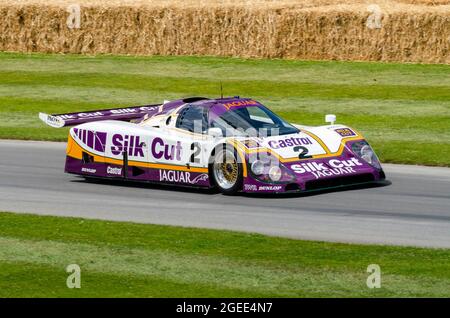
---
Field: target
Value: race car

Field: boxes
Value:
[39,96,386,194]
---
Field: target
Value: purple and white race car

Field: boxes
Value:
[39,96,386,194]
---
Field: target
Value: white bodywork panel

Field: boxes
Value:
[71,116,361,169]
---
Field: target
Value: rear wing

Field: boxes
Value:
[39,104,162,128]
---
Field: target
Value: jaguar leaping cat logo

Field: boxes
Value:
[191,173,209,184]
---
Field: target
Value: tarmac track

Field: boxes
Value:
[0,140,449,248]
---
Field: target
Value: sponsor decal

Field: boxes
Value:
[61,112,103,120]
[159,170,208,184]
[258,185,282,191]
[57,106,158,120]
[244,184,257,191]
[268,136,312,149]
[109,107,157,114]
[46,115,63,126]
[81,167,96,173]
[151,137,183,161]
[291,158,363,179]
[73,128,106,152]
[111,134,146,157]
[241,139,261,149]
[223,99,259,110]
[107,166,122,176]
[335,128,356,137]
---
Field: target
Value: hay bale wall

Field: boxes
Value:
[0,0,449,63]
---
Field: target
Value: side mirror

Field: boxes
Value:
[207,127,223,138]
[325,114,336,125]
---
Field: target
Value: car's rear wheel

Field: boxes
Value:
[210,145,243,195]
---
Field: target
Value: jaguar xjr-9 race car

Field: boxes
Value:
[39,97,386,194]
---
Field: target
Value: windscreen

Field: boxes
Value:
[210,105,299,137]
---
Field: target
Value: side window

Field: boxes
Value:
[176,105,208,133]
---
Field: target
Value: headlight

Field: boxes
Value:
[248,153,296,183]
[351,141,381,169]
[360,145,374,164]
[269,166,282,181]
[251,160,265,175]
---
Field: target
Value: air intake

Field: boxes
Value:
[132,166,145,177]
[82,152,94,164]
[182,97,209,103]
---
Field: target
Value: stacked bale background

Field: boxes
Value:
[0,0,448,63]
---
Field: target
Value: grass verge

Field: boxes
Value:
[0,211,449,297]
[0,52,449,166]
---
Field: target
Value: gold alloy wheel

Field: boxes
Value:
[220,162,238,184]
[213,148,240,190]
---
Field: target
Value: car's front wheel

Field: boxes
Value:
[210,144,243,195]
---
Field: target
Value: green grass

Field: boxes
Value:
[0,211,449,297]
[0,52,449,166]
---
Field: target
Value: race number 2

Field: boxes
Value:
[294,146,312,159]
[190,142,201,163]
